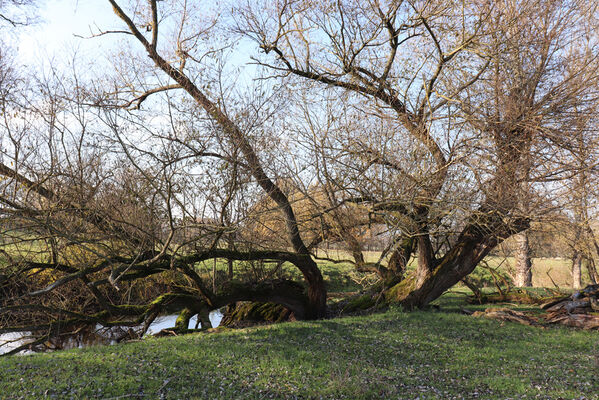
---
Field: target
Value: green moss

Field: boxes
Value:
[149,293,175,306]
[175,308,193,332]
[385,278,415,302]
[221,302,292,325]
[342,294,376,312]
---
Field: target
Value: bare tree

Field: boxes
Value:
[238,0,599,306]
[0,0,35,27]
[2,0,599,353]
[563,109,599,288]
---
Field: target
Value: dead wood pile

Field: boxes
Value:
[472,284,599,330]
[540,284,599,329]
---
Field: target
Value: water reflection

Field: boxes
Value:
[144,309,224,335]
[0,309,223,355]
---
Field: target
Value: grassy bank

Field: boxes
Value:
[1,307,597,399]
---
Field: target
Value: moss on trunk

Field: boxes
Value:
[174,308,194,333]
[340,294,377,313]
[220,302,294,326]
[384,278,416,303]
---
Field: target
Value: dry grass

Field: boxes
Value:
[485,256,589,288]
[314,249,587,289]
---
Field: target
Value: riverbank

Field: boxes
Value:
[1,307,597,399]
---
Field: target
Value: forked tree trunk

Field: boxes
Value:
[514,230,533,287]
[386,215,529,309]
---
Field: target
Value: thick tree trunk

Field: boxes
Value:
[392,238,492,309]
[297,256,327,318]
[514,230,533,287]
[414,208,436,288]
[572,251,582,290]
[415,235,435,287]
[385,215,529,309]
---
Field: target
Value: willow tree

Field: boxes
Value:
[2,1,599,353]
[1,0,327,353]
[237,0,599,306]
[561,110,599,287]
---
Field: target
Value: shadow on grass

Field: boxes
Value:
[1,310,597,399]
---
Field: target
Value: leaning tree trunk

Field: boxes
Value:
[514,230,533,287]
[587,258,598,285]
[384,212,529,309]
[108,1,327,318]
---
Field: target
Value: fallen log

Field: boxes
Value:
[472,308,539,326]
[544,313,599,330]
[546,300,590,314]
[540,296,570,310]
[573,284,599,299]
[471,284,599,330]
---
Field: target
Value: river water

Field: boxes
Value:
[0,310,223,356]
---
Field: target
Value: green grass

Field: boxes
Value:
[1,306,597,399]
[2,249,596,398]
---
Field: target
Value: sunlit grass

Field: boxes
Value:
[1,306,597,399]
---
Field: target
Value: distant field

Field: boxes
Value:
[1,243,588,294]
[314,249,589,289]
[484,256,587,288]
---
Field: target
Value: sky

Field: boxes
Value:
[12,0,258,83]
[15,0,126,66]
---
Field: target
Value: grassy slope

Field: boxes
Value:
[1,251,596,399]
[1,307,597,399]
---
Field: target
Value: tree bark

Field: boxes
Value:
[572,251,582,290]
[587,258,598,285]
[387,237,415,279]
[584,222,599,283]
[514,230,533,287]
[414,234,435,286]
